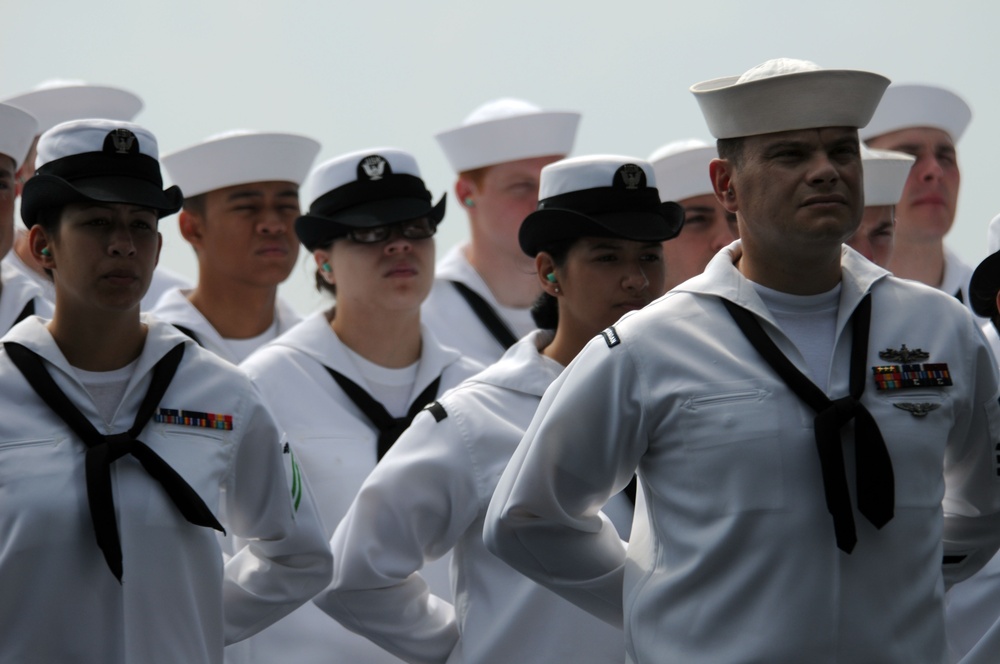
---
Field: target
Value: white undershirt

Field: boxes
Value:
[341,345,419,418]
[752,282,842,390]
[224,319,280,364]
[74,359,140,426]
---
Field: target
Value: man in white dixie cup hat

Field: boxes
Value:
[423,98,580,365]
[0,103,50,333]
[485,58,1000,664]
[844,144,915,267]
[0,80,190,311]
[649,138,738,289]
[153,130,320,364]
[861,83,975,308]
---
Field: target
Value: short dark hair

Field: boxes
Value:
[716,137,746,168]
[182,193,206,216]
[530,238,575,330]
[34,206,63,234]
[315,269,336,296]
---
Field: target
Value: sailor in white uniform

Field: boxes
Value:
[861,83,976,309]
[153,130,319,363]
[0,102,50,333]
[844,144,915,268]
[0,118,331,664]
[486,59,1000,664]
[316,155,682,663]
[1,80,190,310]
[649,138,737,290]
[423,98,580,365]
[239,148,481,664]
[945,212,1000,663]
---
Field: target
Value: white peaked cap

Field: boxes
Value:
[303,147,422,208]
[859,83,972,143]
[861,144,915,207]
[1,80,143,133]
[162,130,321,197]
[36,118,162,167]
[0,104,39,169]
[648,139,717,203]
[435,98,581,172]
[538,154,657,199]
[691,58,889,139]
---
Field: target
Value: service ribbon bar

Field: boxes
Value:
[154,408,234,430]
[872,363,953,391]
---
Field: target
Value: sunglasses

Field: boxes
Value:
[346,217,438,244]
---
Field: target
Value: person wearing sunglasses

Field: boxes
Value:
[237,148,482,664]
[314,155,682,663]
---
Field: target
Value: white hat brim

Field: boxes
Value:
[691,70,890,139]
[162,132,321,197]
[2,85,142,133]
[859,84,971,143]
[863,149,915,206]
[435,111,580,172]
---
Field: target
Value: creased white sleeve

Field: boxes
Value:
[314,410,480,664]
[222,397,333,644]
[942,323,1000,588]
[484,336,640,627]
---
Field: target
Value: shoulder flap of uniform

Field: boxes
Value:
[422,400,448,422]
[600,325,621,348]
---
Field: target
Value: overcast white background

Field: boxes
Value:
[3,1,996,315]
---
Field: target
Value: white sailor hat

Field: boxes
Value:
[0,103,39,169]
[21,119,182,228]
[295,148,446,251]
[648,139,717,203]
[161,130,321,198]
[1,80,143,133]
[861,144,914,207]
[518,155,684,256]
[859,83,971,143]
[691,58,889,139]
[435,98,581,173]
[970,213,1000,318]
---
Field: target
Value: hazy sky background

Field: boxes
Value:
[3,1,996,314]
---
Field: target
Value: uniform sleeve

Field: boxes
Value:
[313,409,481,664]
[484,335,640,627]
[222,396,334,644]
[941,320,1000,588]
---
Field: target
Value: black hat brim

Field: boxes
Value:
[970,251,1000,318]
[296,193,446,251]
[519,201,684,256]
[21,174,183,228]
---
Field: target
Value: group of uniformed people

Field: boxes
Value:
[1,57,1000,664]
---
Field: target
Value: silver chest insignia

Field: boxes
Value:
[892,402,940,418]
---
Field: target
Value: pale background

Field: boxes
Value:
[4,0,996,315]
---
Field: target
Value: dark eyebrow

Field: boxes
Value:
[684,205,715,214]
[886,143,922,154]
[763,140,808,156]
[226,191,264,202]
